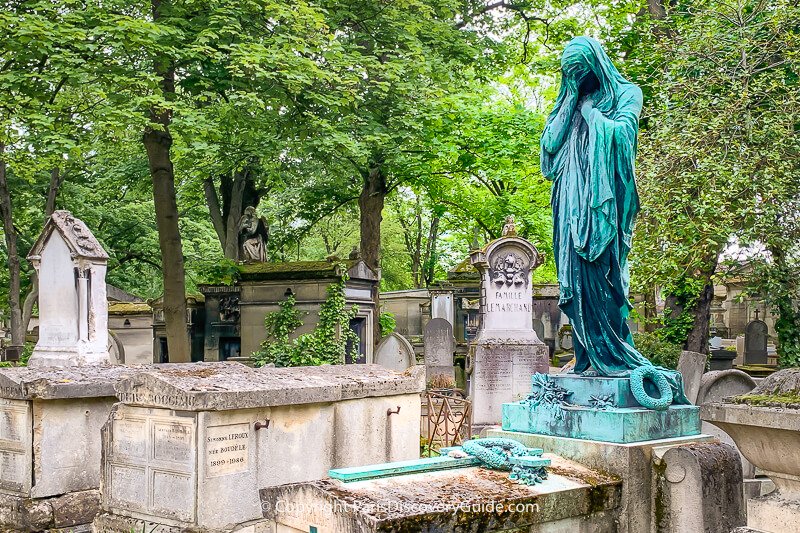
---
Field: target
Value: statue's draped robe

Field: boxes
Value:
[540,37,689,404]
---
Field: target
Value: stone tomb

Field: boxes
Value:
[469,232,549,427]
[260,455,621,532]
[0,366,133,531]
[27,211,111,367]
[95,362,425,532]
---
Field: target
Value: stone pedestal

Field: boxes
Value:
[489,429,716,533]
[468,232,548,427]
[0,366,133,531]
[502,375,701,444]
[471,332,549,427]
[94,363,425,532]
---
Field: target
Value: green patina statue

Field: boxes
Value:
[540,36,689,406]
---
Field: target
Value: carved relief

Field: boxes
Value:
[490,251,529,288]
[219,296,240,323]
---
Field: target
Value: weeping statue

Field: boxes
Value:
[540,37,689,405]
[237,206,269,263]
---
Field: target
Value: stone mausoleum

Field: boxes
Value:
[197,259,379,363]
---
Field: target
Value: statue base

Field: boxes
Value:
[501,374,701,444]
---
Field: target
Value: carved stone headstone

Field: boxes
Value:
[27,211,110,367]
[677,350,708,404]
[744,319,768,365]
[374,333,416,371]
[468,230,548,427]
[423,318,455,383]
[696,370,757,478]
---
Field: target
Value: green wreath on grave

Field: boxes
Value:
[461,438,548,485]
[630,365,673,411]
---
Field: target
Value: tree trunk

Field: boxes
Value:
[0,144,24,346]
[358,163,386,345]
[423,215,440,287]
[143,0,190,363]
[684,282,713,354]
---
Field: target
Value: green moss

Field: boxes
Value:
[108,302,152,315]
[729,392,800,407]
[239,260,358,281]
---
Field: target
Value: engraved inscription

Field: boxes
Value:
[110,464,147,508]
[113,418,147,458]
[0,401,28,443]
[152,470,194,520]
[153,422,193,464]
[0,451,26,490]
[205,423,249,477]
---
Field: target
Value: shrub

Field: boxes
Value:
[633,331,682,370]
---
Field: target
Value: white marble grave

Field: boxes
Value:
[27,211,110,367]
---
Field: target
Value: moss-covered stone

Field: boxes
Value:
[727,368,800,407]
[238,260,357,281]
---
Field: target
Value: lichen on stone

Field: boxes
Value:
[729,368,800,408]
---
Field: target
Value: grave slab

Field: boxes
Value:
[260,455,621,533]
[97,363,425,532]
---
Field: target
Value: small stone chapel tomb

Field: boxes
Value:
[27,210,110,367]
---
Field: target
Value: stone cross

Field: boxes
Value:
[27,211,110,367]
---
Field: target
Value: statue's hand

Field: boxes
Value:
[580,96,594,121]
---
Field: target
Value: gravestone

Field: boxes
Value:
[744,318,768,365]
[677,350,708,404]
[423,318,455,383]
[469,225,548,427]
[95,363,425,532]
[27,211,110,367]
[696,369,757,479]
[430,290,454,325]
[374,333,416,371]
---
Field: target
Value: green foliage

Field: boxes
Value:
[379,312,397,337]
[197,259,241,286]
[658,277,705,346]
[628,0,800,347]
[633,332,682,371]
[252,275,359,367]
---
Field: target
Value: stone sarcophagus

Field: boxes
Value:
[95,362,425,532]
[0,366,133,530]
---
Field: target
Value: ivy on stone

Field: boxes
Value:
[252,273,359,367]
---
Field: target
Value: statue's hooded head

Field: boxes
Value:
[556,36,633,115]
